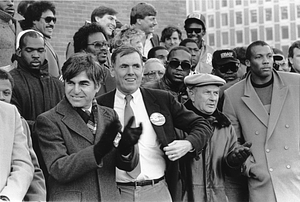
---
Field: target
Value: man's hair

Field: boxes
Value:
[160,26,182,42]
[17,0,35,17]
[147,46,167,59]
[288,40,300,58]
[111,46,143,65]
[232,46,247,65]
[167,46,191,61]
[73,23,107,53]
[112,25,145,49]
[23,1,56,28]
[130,2,157,25]
[179,38,197,47]
[62,53,105,86]
[18,30,45,49]
[144,58,163,67]
[0,69,14,88]
[91,6,117,22]
[246,40,270,60]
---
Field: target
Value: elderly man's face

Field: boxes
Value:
[189,85,219,115]
[0,0,14,16]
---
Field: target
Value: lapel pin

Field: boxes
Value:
[150,112,166,126]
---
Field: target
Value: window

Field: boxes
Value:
[222,32,229,45]
[297,5,300,18]
[265,0,271,2]
[281,26,289,39]
[266,27,273,41]
[208,34,215,46]
[236,0,242,5]
[236,12,242,25]
[194,0,200,11]
[208,0,214,9]
[265,8,272,21]
[250,0,257,3]
[222,0,228,7]
[221,13,228,26]
[208,15,214,27]
[250,10,257,23]
[298,25,300,38]
[236,30,243,44]
[251,29,258,42]
[281,6,288,20]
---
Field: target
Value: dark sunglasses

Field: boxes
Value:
[219,64,239,73]
[87,41,109,49]
[168,60,191,71]
[41,16,57,24]
[186,28,202,34]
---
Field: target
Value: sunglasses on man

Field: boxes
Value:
[218,63,239,73]
[168,60,191,71]
[87,41,109,50]
[186,28,202,34]
[41,16,57,24]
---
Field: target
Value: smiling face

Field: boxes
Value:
[95,14,116,36]
[137,15,157,35]
[86,32,108,64]
[190,85,219,115]
[33,10,55,38]
[111,52,144,95]
[246,45,273,84]
[65,71,100,110]
[164,31,181,50]
[166,49,191,83]
[185,22,205,46]
[0,0,15,16]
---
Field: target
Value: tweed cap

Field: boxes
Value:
[184,73,225,87]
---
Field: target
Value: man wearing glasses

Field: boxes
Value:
[73,23,115,96]
[22,1,60,78]
[184,12,214,74]
[142,58,165,84]
[143,46,192,103]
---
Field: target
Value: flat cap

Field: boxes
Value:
[184,73,226,87]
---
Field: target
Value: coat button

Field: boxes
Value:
[285,124,289,128]
[286,165,291,169]
[269,168,273,172]
[255,131,259,135]
[266,149,270,153]
[284,146,289,150]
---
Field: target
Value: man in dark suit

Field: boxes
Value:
[35,52,142,201]
[97,46,212,202]
[130,2,160,58]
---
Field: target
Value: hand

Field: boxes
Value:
[163,140,193,161]
[118,116,143,155]
[94,119,122,163]
[227,142,252,167]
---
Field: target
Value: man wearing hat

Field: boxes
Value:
[184,12,214,74]
[211,49,241,111]
[182,73,252,202]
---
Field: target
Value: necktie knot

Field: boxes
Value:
[125,94,133,103]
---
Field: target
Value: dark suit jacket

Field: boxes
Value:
[97,87,212,201]
[35,97,138,201]
[151,33,160,47]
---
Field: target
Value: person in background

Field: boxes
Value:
[0,100,33,201]
[130,2,159,57]
[272,48,289,72]
[147,46,169,66]
[232,46,248,78]
[183,73,251,202]
[180,38,200,74]
[184,12,214,74]
[288,40,300,73]
[35,52,142,201]
[21,0,61,77]
[97,46,213,201]
[142,58,165,84]
[160,26,182,50]
[223,40,300,202]
[0,69,46,201]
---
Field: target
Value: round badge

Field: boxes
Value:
[150,112,166,126]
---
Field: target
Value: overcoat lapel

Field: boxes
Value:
[57,98,95,144]
[241,76,269,128]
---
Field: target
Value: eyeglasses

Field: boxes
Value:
[87,41,109,50]
[186,28,202,34]
[168,60,191,71]
[218,64,239,73]
[144,71,165,79]
[41,16,57,24]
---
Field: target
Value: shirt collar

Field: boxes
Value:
[116,88,141,104]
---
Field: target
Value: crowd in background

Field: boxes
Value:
[1,0,300,201]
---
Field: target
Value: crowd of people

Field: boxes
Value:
[1,0,300,202]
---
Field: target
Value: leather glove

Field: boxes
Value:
[227,142,252,167]
[118,116,143,155]
[94,119,122,164]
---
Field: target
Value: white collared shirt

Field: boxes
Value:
[114,88,166,182]
[143,33,153,58]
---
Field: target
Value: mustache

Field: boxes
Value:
[46,25,54,29]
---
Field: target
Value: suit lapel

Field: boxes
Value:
[140,88,170,146]
[241,77,269,127]
[57,98,95,144]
